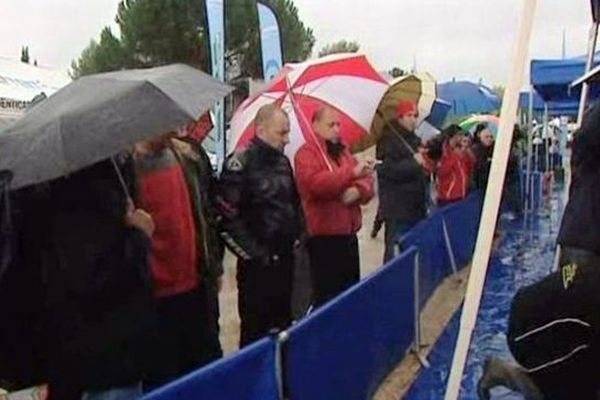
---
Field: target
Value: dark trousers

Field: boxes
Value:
[237,251,294,347]
[146,285,216,389]
[307,235,360,307]
[384,219,416,263]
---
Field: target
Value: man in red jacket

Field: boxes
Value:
[436,125,476,207]
[295,106,375,306]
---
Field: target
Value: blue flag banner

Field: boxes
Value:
[206,0,226,167]
[257,1,284,81]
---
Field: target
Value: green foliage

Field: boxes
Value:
[71,0,315,79]
[318,39,360,57]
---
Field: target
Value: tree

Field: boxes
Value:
[71,0,315,79]
[388,67,406,78]
[318,40,359,57]
[20,46,30,64]
[71,28,127,77]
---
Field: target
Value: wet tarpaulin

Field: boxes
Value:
[406,211,561,399]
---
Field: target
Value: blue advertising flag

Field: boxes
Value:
[257,1,284,82]
[206,0,226,168]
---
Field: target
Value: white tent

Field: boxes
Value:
[0,57,70,125]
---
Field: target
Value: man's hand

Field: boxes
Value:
[341,187,361,205]
[353,161,374,178]
[414,152,427,167]
[125,200,155,238]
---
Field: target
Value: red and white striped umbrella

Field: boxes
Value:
[230,53,388,166]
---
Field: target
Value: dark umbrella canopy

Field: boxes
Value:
[0,63,232,189]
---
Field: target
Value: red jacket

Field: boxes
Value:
[294,139,374,236]
[437,143,476,202]
[137,149,199,298]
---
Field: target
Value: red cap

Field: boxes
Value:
[396,100,418,118]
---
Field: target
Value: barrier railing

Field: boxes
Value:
[284,248,418,400]
[142,337,280,400]
[142,193,484,400]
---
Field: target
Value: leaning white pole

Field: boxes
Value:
[577,21,599,127]
[443,0,537,398]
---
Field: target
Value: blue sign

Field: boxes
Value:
[206,0,225,168]
[257,1,284,82]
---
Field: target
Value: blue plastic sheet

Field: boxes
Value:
[400,212,452,309]
[143,337,280,400]
[407,209,561,399]
[285,249,417,400]
[441,193,483,268]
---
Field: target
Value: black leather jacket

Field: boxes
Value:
[216,137,303,262]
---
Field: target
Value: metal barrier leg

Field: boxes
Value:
[442,217,459,276]
[276,332,288,400]
[411,251,430,368]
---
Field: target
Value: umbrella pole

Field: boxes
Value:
[379,113,417,156]
[110,157,133,203]
[444,0,537,398]
[284,76,334,172]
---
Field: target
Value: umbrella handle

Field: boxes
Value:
[379,114,417,155]
[110,157,133,205]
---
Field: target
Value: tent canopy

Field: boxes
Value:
[592,0,600,22]
[518,90,580,117]
[437,80,501,120]
[530,52,600,102]
[0,57,69,102]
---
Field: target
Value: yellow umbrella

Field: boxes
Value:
[351,72,437,153]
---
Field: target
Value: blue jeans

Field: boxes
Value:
[82,384,143,400]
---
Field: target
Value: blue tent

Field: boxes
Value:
[437,81,501,119]
[530,52,600,102]
[592,0,600,21]
[518,90,580,117]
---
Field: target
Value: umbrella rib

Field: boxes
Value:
[290,91,371,134]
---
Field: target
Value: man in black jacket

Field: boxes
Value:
[0,157,158,399]
[216,104,304,346]
[377,100,430,262]
[557,101,600,270]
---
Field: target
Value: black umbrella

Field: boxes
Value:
[0,63,232,190]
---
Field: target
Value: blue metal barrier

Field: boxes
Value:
[143,337,280,400]
[399,212,451,309]
[521,170,544,211]
[285,249,418,400]
[440,193,483,268]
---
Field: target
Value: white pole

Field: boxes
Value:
[576,21,599,127]
[443,0,537,398]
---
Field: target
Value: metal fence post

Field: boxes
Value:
[276,331,288,400]
[442,217,458,276]
[411,250,430,368]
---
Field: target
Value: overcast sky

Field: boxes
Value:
[0,0,593,86]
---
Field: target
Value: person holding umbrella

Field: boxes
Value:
[377,100,431,262]
[0,64,233,399]
[295,106,375,306]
